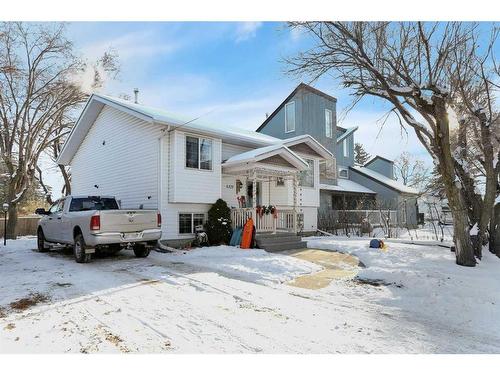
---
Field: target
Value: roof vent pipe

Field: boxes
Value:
[133,88,139,104]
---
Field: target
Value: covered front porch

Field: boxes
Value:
[222,144,307,234]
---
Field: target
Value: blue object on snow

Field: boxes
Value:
[369,239,381,248]
[229,227,242,246]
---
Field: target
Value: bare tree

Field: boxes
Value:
[286,22,498,266]
[394,151,430,191]
[448,29,500,256]
[0,22,118,238]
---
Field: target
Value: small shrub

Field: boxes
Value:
[205,199,232,245]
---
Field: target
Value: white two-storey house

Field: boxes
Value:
[57,94,334,242]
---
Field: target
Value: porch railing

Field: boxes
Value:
[230,208,296,233]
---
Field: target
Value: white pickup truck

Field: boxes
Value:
[35,195,162,263]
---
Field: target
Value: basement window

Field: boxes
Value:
[179,213,205,234]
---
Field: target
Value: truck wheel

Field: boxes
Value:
[133,244,150,258]
[37,229,49,252]
[74,234,92,263]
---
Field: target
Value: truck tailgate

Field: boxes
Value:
[98,210,158,233]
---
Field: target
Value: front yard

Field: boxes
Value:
[1,237,500,353]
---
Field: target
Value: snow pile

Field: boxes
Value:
[306,237,500,339]
[167,246,321,284]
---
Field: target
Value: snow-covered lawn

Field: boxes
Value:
[168,245,321,284]
[1,237,500,353]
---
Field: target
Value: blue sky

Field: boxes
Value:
[46,21,431,195]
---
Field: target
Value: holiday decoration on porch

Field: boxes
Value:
[270,205,278,219]
[255,205,278,217]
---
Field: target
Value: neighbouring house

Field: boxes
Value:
[256,83,420,229]
[57,94,333,244]
[418,195,453,225]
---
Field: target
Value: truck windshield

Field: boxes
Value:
[69,197,119,212]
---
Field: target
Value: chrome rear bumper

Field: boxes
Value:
[88,229,162,247]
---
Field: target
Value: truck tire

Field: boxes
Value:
[37,228,49,253]
[74,234,92,263]
[133,244,150,258]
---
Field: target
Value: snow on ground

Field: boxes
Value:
[168,246,321,284]
[308,236,500,346]
[1,237,500,353]
[371,224,454,242]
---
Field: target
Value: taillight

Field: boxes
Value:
[90,215,100,231]
[157,212,162,228]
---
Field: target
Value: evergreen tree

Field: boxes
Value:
[205,199,232,245]
[354,143,371,165]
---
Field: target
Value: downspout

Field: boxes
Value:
[158,125,171,217]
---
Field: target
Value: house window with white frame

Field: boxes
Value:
[179,213,205,234]
[186,136,213,170]
[338,168,349,179]
[276,177,285,187]
[325,109,333,138]
[343,138,349,158]
[299,159,314,188]
[285,101,295,133]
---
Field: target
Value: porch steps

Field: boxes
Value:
[255,233,307,252]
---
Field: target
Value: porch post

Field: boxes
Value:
[252,170,257,209]
[272,177,276,234]
[293,173,298,234]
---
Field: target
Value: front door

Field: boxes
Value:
[246,181,261,207]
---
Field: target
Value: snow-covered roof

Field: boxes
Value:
[58,94,333,165]
[350,166,420,195]
[277,134,333,159]
[223,144,309,170]
[320,179,376,194]
[94,94,280,145]
[58,94,281,165]
[336,126,358,143]
[364,155,394,166]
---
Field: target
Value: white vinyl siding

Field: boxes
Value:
[221,143,251,162]
[285,101,296,133]
[325,109,333,138]
[70,106,160,210]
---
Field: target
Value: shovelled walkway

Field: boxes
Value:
[285,249,361,290]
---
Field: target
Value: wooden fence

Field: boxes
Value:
[0,216,40,238]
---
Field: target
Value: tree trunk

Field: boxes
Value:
[493,202,500,257]
[59,164,71,195]
[434,103,475,266]
[6,203,18,240]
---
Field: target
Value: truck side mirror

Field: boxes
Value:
[35,208,48,215]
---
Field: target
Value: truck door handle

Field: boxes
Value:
[57,217,61,220]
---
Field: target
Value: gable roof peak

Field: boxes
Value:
[256,82,337,132]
